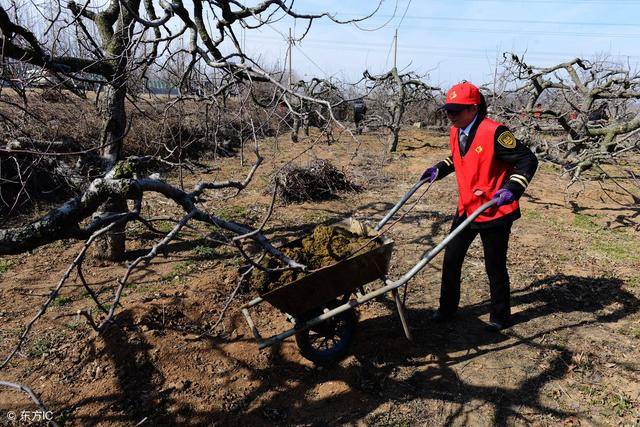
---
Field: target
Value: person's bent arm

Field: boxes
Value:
[433,156,455,180]
[421,156,454,182]
[493,126,538,199]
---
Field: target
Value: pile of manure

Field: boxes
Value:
[250,224,380,294]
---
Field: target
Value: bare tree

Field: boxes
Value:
[288,77,344,143]
[494,53,640,182]
[0,0,380,257]
[0,0,383,409]
[363,68,439,152]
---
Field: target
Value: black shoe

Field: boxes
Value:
[431,310,454,323]
[484,319,511,332]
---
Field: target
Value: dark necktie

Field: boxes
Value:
[459,132,468,154]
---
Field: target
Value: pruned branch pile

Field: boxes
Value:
[276,159,360,203]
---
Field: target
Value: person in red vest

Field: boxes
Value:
[420,81,538,331]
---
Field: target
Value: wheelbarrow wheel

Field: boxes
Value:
[295,307,358,366]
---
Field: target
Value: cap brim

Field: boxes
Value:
[439,103,467,112]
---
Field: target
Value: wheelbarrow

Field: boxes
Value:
[241,179,497,365]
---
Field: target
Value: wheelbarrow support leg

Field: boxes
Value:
[392,288,413,341]
[242,308,263,342]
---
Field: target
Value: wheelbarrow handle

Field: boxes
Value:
[387,199,498,288]
[374,178,431,231]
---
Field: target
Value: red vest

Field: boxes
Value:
[450,117,519,222]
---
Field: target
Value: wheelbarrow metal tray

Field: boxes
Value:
[260,225,394,318]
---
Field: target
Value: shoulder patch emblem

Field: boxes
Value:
[497,131,516,149]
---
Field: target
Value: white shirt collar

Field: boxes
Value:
[460,114,478,137]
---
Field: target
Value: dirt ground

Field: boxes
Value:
[1,127,639,426]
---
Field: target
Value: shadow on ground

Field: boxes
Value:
[63,274,638,425]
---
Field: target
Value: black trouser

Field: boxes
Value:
[354,114,364,133]
[439,219,512,323]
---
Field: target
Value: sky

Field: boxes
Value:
[236,0,640,88]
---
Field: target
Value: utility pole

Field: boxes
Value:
[393,29,398,69]
[288,27,293,88]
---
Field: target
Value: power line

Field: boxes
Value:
[343,14,640,28]
[246,34,640,61]
[294,44,330,78]
[392,0,413,70]
[414,25,640,39]
[311,0,640,16]
[384,36,395,69]
[309,22,640,39]
[352,0,399,32]
[246,41,638,76]
[308,17,640,38]
[379,0,411,70]
[397,0,412,29]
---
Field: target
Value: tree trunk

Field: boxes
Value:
[90,0,141,261]
[92,197,127,261]
[303,112,310,136]
[94,83,128,261]
[291,115,300,143]
[388,100,405,152]
[388,67,406,152]
[99,83,127,166]
[92,0,140,261]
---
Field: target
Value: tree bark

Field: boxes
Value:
[388,68,406,152]
[92,197,127,261]
[93,0,138,261]
[99,83,127,166]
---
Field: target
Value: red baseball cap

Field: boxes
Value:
[442,81,481,112]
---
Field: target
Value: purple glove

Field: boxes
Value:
[420,167,438,183]
[492,188,515,206]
